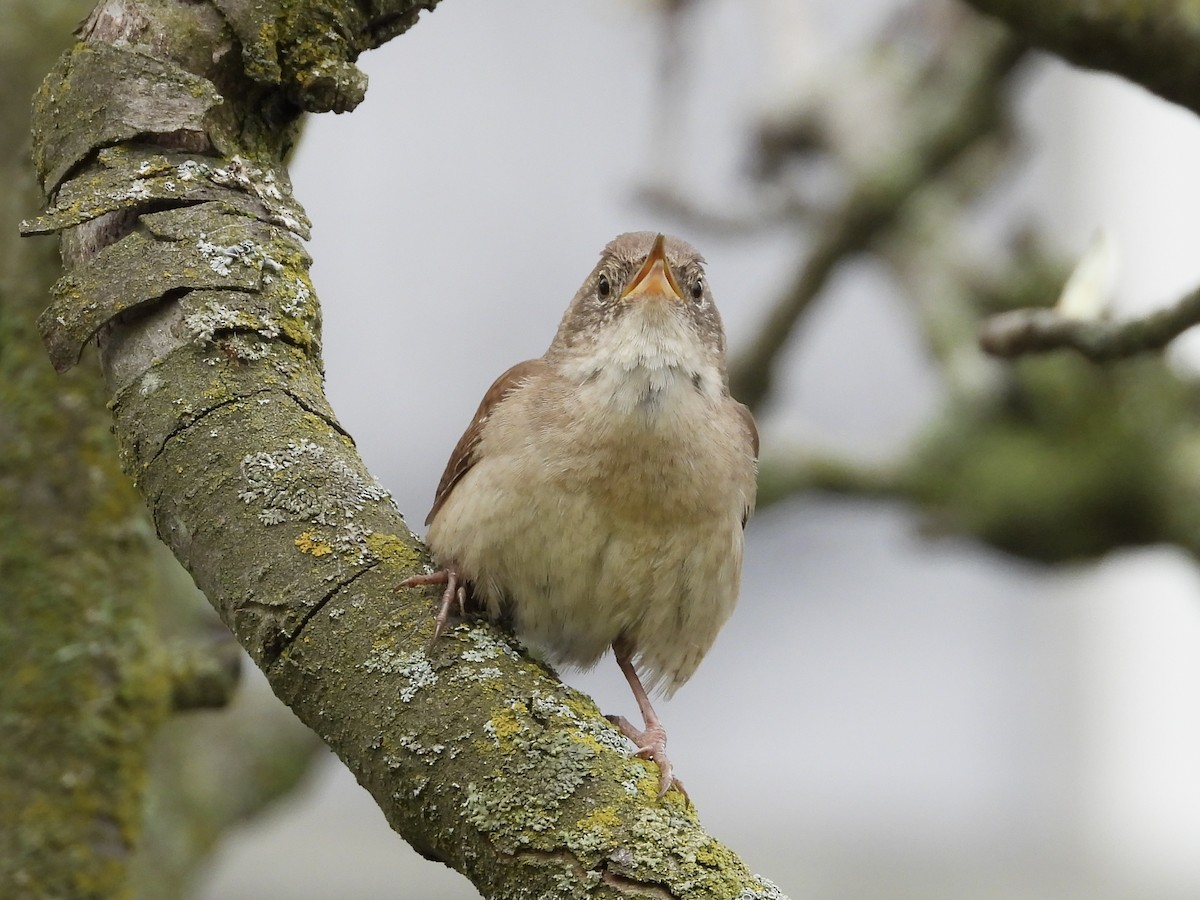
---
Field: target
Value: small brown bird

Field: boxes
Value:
[400,232,758,797]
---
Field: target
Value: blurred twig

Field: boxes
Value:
[634,183,814,235]
[980,285,1200,361]
[757,451,906,510]
[638,0,1200,568]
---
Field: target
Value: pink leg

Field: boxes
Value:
[610,643,687,802]
[396,568,468,644]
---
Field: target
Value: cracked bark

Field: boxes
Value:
[22,0,788,897]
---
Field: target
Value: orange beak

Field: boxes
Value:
[621,233,683,302]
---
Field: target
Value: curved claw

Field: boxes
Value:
[396,568,468,646]
[608,714,688,802]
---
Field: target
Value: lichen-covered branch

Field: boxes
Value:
[979,286,1200,361]
[22,1,787,896]
[961,0,1200,116]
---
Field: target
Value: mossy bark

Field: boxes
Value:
[1,4,173,898]
[23,1,787,897]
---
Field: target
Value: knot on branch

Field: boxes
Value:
[32,202,314,373]
[212,0,443,113]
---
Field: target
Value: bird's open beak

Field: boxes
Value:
[622,233,683,302]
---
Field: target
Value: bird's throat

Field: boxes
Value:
[559,309,719,419]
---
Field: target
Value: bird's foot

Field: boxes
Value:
[608,714,687,802]
[395,568,469,645]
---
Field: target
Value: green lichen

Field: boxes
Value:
[185,297,280,343]
[463,728,594,844]
[458,625,524,664]
[483,701,529,751]
[384,732,446,767]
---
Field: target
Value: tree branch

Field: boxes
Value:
[961,0,1200,116]
[979,286,1200,361]
[22,1,788,896]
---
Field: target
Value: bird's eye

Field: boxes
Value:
[690,278,704,301]
[597,274,611,297]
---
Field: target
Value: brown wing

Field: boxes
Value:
[735,401,759,460]
[426,358,548,525]
[734,401,759,528]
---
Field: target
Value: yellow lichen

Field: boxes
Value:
[486,701,528,751]
[576,804,621,833]
[364,531,421,568]
[294,530,332,556]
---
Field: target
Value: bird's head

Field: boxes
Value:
[547,232,728,379]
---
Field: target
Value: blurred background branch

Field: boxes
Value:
[980,283,1200,361]
[962,0,1200,116]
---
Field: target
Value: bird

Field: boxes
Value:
[399,232,758,798]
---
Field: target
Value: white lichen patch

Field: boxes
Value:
[449,661,504,686]
[462,727,595,836]
[209,155,255,190]
[551,869,602,895]
[738,878,791,900]
[361,647,436,702]
[187,302,277,360]
[238,438,392,563]
[208,155,307,237]
[176,159,207,182]
[124,178,151,200]
[279,281,311,317]
[391,732,446,764]
[459,626,523,663]
[196,234,263,277]
[219,335,272,361]
[138,370,162,396]
[527,690,635,756]
[481,719,499,746]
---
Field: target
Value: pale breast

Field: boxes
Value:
[426,361,755,694]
